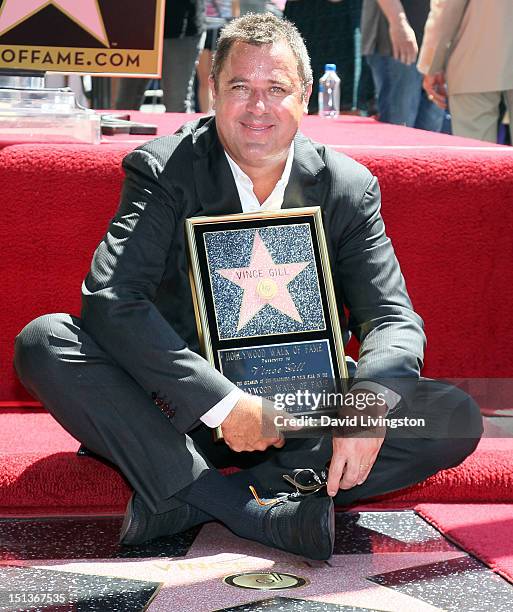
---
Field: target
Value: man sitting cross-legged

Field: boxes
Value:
[14,13,482,561]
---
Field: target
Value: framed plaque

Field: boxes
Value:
[186,207,347,435]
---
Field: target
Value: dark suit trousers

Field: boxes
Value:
[14,313,483,513]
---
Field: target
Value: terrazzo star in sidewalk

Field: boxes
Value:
[0,0,109,46]
[217,231,309,331]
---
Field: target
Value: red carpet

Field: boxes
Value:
[3,113,513,405]
[417,503,513,584]
[1,409,512,516]
[0,409,130,516]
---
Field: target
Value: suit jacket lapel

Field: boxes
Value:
[192,117,242,216]
[283,131,326,209]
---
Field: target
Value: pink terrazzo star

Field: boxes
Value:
[0,0,108,45]
[217,231,309,331]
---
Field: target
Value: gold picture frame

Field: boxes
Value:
[186,207,348,438]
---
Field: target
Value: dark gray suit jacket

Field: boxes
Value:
[81,116,425,433]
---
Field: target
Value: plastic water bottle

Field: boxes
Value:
[318,64,341,118]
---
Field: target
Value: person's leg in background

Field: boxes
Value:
[114,77,150,110]
[351,0,376,115]
[161,33,204,112]
[503,89,513,143]
[240,0,267,14]
[414,87,446,132]
[196,30,216,113]
[357,61,377,116]
[366,53,443,131]
[448,91,503,142]
[366,53,419,126]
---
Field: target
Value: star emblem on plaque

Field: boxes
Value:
[209,226,325,338]
[216,231,310,332]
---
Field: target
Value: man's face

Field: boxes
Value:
[210,40,311,171]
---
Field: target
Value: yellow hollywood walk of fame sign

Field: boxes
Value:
[0,0,165,76]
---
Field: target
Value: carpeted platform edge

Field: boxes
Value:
[416,503,513,585]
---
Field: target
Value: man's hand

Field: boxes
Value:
[423,73,447,109]
[377,0,418,64]
[389,15,418,64]
[220,394,285,452]
[326,434,385,496]
[326,387,387,496]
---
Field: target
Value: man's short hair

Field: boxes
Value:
[211,13,313,99]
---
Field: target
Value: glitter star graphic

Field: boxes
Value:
[217,231,309,331]
[0,0,109,46]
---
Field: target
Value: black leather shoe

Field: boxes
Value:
[263,492,335,560]
[119,493,206,546]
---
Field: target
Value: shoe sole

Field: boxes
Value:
[317,497,335,560]
[119,494,135,545]
[296,496,335,561]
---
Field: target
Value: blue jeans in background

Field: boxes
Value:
[366,53,445,132]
